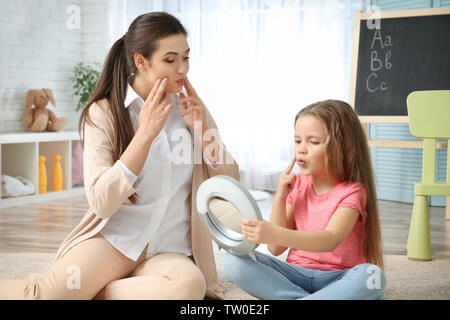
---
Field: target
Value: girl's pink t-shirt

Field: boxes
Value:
[285,174,368,271]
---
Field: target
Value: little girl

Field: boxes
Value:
[223,99,386,300]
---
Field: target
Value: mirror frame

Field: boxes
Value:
[196,175,263,256]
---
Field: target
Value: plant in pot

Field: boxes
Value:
[70,62,101,187]
[70,62,101,111]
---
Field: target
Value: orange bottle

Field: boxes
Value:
[39,156,47,194]
[53,154,63,192]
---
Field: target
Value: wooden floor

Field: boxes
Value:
[0,194,449,257]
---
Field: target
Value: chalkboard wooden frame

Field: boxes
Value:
[349,7,450,125]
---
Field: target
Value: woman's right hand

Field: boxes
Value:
[137,77,173,141]
[276,157,297,199]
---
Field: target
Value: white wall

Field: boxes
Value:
[82,0,109,64]
[0,0,110,133]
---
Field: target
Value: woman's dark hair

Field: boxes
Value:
[78,12,187,204]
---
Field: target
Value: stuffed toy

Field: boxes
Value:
[22,88,68,132]
[1,175,35,198]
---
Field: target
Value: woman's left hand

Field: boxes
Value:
[179,77,208,135]
[241,219,278,244]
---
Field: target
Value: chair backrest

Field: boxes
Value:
[407,90,450,184]
[407,90,450,139]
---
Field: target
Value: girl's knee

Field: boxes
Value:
[362,264,386,287]
[354,263,386,299]
[222,252,252,283]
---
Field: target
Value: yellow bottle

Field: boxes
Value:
[39,156,47,194]
[53,154,63,192]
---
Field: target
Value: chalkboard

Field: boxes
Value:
[353,10,450,116]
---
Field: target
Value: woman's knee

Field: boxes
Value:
[153,258,206,300]
[173,265,206,300]
[102,267,206,300]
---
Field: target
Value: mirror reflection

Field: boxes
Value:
[208,197,242,233]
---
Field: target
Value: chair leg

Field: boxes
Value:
[446,196,450,221]
[407,195,432,261]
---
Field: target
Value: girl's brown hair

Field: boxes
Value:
[78,12,187,204]
[295,100,384,270]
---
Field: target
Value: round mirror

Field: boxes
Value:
[208,197,243,234]
[196,175,263,258]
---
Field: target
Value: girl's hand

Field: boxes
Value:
[179,77,208,134]
[276,157,297,199]
[138,78,173,141]
[241,219,278,244]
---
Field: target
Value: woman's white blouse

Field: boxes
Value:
[101,84,194,261]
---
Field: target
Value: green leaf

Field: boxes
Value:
[70,61,101,111]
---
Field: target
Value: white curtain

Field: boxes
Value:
[108,0,369,191]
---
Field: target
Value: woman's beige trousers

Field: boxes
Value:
[0,233,206,300]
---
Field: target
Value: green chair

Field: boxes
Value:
[406,90,450,261]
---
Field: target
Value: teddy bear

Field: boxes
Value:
[22,88,68,132]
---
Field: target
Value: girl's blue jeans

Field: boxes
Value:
[223,250,386,300]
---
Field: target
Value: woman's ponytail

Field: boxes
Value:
[109,36,128,111]
[79,35,137,203]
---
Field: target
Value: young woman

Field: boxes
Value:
[0,12,239,300]
[223,100,386,300]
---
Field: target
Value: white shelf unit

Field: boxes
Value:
[0,131,84,208]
